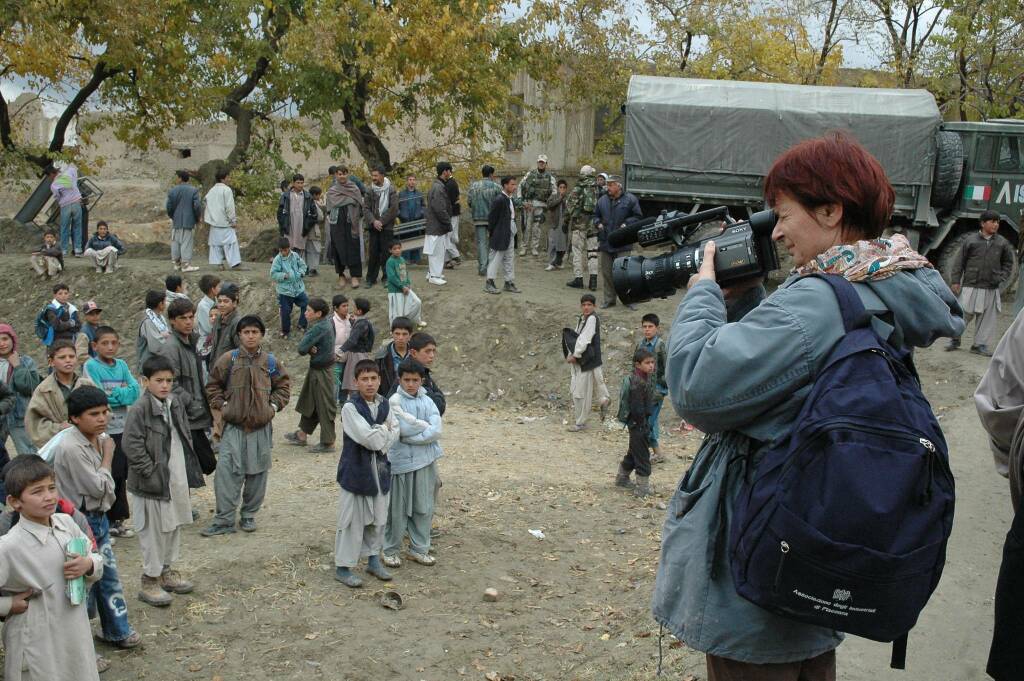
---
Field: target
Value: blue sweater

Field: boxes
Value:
[270,252,308,298]
[83,357,140,435]
[387,386,442,474]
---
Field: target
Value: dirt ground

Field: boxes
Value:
[0,246,1015,681]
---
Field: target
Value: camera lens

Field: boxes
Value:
[612,246,701,305]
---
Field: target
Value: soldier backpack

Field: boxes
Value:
[729,274,955,670]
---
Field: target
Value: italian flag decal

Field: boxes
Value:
[968,185,992,200]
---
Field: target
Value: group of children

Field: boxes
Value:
[563,294,670,497]
[0,261,453,678]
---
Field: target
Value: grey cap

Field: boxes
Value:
[606,174,623,185]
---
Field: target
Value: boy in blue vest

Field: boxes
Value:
[635,313,669,462]
[335,359,399,588]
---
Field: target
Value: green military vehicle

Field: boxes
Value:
[623,76,1024,283]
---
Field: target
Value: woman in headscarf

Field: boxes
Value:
[326,169,369,288]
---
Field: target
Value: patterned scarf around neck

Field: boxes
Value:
[793,233,932,282]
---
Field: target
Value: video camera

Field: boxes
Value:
[610,206,779,305]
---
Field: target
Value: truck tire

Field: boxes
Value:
[937,228,1019,293]
[936,231,971,286]
[931,131,964,209]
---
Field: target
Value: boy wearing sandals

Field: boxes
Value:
[334,359,399,588]
[383,359,442,568]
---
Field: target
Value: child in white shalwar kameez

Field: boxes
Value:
[0,455,104,681]
[334,359,399,588]
[122,355,196,606]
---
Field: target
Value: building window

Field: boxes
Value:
[505,100,524,153]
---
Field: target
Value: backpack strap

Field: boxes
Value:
[890,633,908,670]
[801,273,870,333]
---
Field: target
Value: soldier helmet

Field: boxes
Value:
[579,165,596,176]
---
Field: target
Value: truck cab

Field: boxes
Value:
[622,76,1024,287]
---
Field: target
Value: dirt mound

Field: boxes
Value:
[0,218,44,253]
[242,229,280,263]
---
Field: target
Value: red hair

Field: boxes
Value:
[763,131,895,239]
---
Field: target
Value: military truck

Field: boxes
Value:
[623,76,1024,284]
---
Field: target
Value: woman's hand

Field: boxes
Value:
[687,241,717,288]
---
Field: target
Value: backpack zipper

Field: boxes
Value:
[773,540,790,592]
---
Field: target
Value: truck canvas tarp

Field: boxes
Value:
[624,76,942,188]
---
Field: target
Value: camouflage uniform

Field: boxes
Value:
[519,168,556,256]
[564,173,600,281]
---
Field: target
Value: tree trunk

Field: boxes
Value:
[340,71,393,172]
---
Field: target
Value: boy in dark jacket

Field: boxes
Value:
[158,298,216,482]
[30,230,64,279]
[615,349,657,497]
[377,316,413,397]
[122,355,200,606]
[202,316,290,536]
[285,298,337,452]
[41,282,81,346]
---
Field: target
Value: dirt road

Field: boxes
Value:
[0,250,1014,680]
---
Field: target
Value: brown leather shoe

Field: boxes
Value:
[139,575,172,606]
[160,568,194,594]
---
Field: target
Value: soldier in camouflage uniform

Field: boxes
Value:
[564,165,600,291]
[518,154,557,257]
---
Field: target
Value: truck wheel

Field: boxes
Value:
[937,229,1019,293]
[931,131,964,209]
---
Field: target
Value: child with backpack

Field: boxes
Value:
[615,349,657,497]
[284,298,337,453]
[0,455,105,680]
[36,282,81,347]
[202,316,290,536]
[84,326,141,538]
[334,359,399,587]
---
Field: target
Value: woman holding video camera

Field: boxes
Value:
[651,131,965,680]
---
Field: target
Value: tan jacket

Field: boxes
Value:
[25,372,96,447]
[205,347,290,432]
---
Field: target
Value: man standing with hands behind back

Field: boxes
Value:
[365,167,400,289]
[947,210,1015,356]
[594,175,642,310]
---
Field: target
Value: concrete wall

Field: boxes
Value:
[32,72,597,183]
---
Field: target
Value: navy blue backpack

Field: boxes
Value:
[729,274,955,669]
